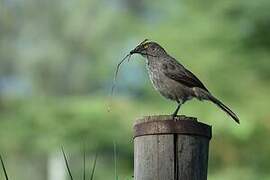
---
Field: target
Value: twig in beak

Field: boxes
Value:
[111,53,131,96]
[127,53,132,62]
[108,39,152,112]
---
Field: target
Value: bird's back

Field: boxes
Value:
[146,56,195,102]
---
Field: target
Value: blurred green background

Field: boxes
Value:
[0,0,270,179]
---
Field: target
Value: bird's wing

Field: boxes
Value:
[162,60,209,92]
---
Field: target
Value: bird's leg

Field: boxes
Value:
[172,103,181,120]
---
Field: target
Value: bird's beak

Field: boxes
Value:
[130,49,137,54]
[130,45,145,55]
[130,47,140,55]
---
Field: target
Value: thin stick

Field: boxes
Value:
[111,53,131,96]
[110,51,155,99]
[108,39,155,112]
[110,39,153,97]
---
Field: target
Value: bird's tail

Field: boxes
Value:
[208,95,240,124]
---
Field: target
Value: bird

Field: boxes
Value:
[129,39,240,124]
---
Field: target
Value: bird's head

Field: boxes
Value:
[130,39,167,57]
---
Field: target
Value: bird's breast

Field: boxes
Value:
[146,62,193,102]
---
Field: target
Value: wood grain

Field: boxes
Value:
[134,115,211,180]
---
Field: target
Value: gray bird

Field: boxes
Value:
[130,40,240,124]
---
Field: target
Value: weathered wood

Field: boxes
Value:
[177,135,209,180]
[134,135,174,180]
[133,115,211,180]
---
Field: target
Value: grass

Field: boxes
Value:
[83,147,86,180]
[0,144,127,180]
[114,141,119,180]
[0,154,9,180]
[90,153,98,180]
[61,146,98,180]
[61,147,74,180]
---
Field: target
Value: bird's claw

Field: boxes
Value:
[171,114,178,121]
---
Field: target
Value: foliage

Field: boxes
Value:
[0,0,270,179]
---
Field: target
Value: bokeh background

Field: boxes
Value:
[0,0,270,179]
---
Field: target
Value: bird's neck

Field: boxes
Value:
[145,55,156,64]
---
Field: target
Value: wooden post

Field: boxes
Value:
[134,115,212,180]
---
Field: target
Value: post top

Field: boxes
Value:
[134,115,212,139]
[135,115,198,124]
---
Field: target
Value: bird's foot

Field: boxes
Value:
[171,113,178,121]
